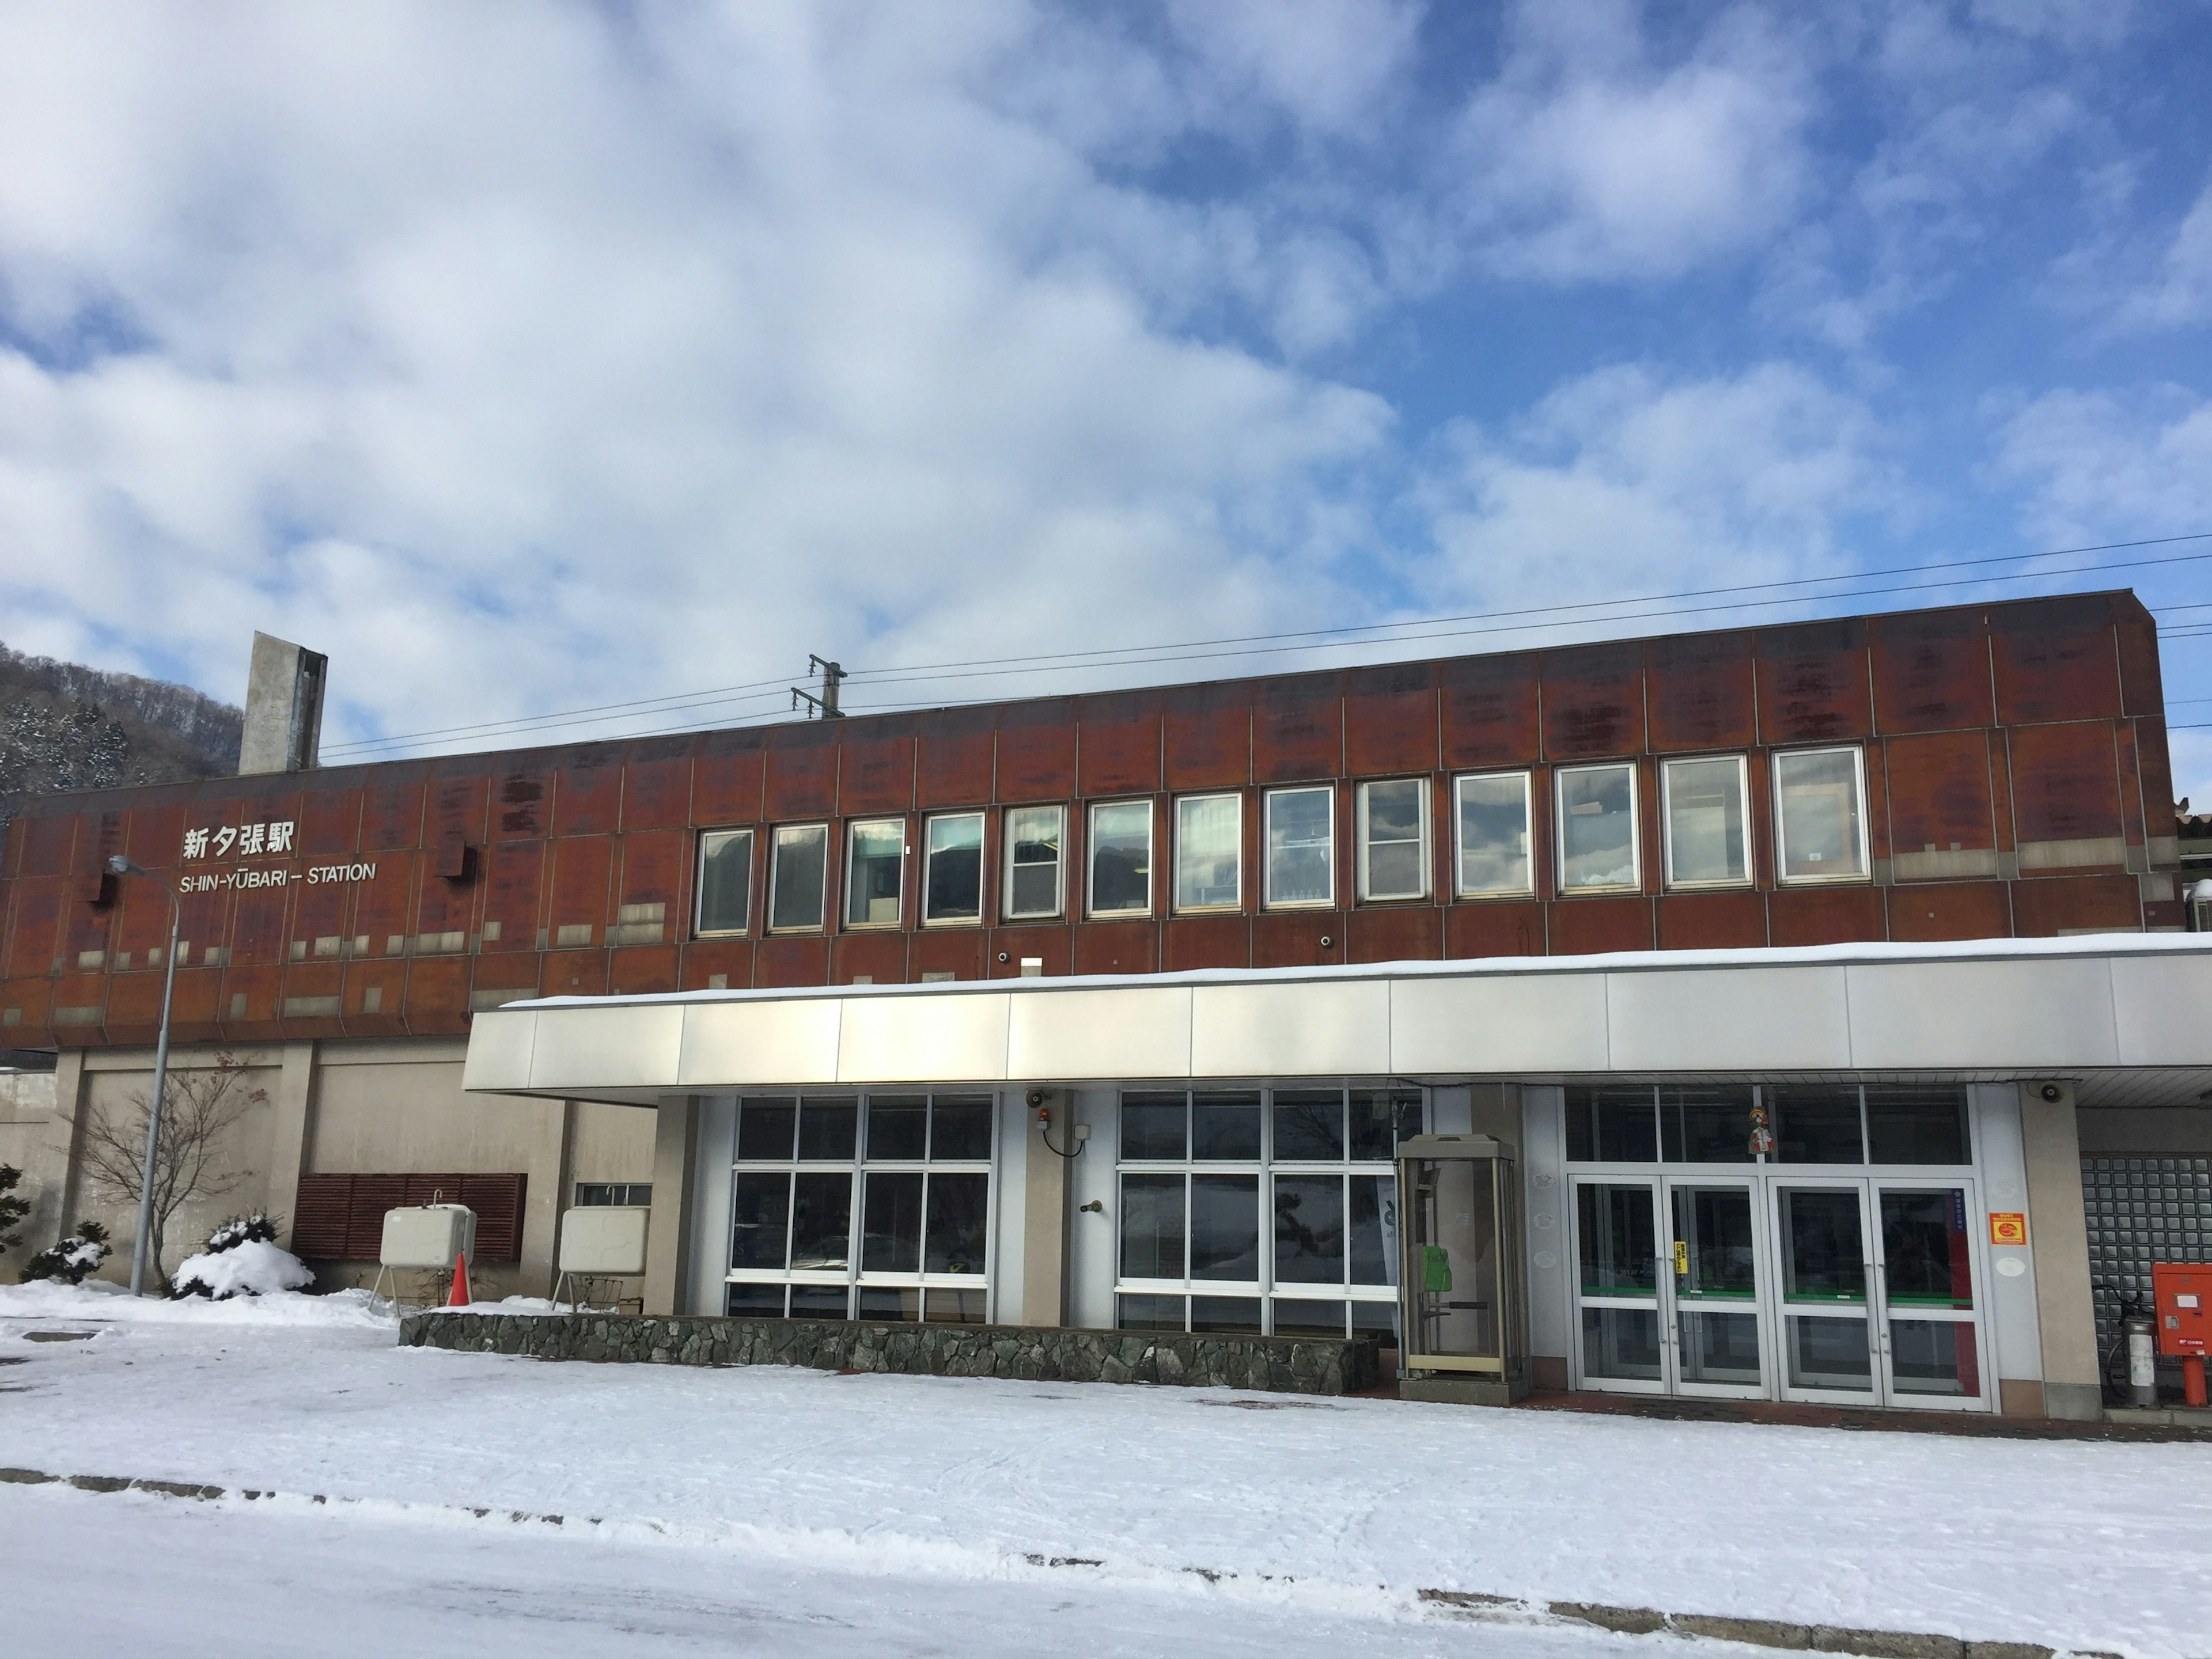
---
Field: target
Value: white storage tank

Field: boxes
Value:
[558,1206,649,1277]
[380,1203,477,1270]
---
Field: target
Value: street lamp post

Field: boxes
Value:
[107,855,180,1296]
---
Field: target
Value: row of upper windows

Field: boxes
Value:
[691,745,1871,936]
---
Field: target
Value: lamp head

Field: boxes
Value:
[106,854,142,877]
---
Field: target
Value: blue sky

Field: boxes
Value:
[0,2,2209,789]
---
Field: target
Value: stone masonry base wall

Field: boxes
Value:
[399,1311,1380,1395]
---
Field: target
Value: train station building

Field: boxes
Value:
[4,589,2208,1421]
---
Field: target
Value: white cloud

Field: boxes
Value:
[2117,172,2212,330]
[1992,385,2212,543]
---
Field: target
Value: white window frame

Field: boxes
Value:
[766,823,828,933]
[1453,770,1533,899]
[1355,777,1430,903]
[1173,792,1244,914]
[922,810,987,927]
[1002,804,1066,921]
[843,818,906,930]
[1660,753,1752,891]
[1773,744,1872,885]
[1262,785,1335,910]
[1087,799,1154,919]
[694,827,756,937]
[1555,762,1641,895]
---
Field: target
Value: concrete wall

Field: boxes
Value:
[0,1069,58,1275]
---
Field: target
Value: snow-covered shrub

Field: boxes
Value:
[203,1213,280,1253]
[171,1238,314,1300]
[20,1221,111,1285]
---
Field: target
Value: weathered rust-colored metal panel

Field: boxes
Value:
[126,799,189,869]
[912,928,987,982]
[488,764,549,841]
[552,746,624,836]
[347,861,415,970]
[1252,908,1342,969]
[997,700,1078,803]
[296,784,362,857]
[1253,672,1343,785]
[1073,919,1158,976]
[987,925,1073,978]
[1163,683,1253,791]
[680,938,755,990]
[619,737,695,832]
[692,728,767,826]
[1546,896,1653,955]
[15,812,76,878]
[830,931,908,986]
[111,870,176,963]
[361,778,426,850]
[2008,722,2124,851]
[402,956,472,1036]
[0,976,52,1035]
[99,969,168,1045]
[1439,653,1541,770]
[276,961,347,1040]
[1870,608,1993,734]
[917,706,997,809]
[229,881,291,967]
[476,842,544,953]
[1767,884,1885,946]
[2134,718,2178,844]
[753,935,831,988]
[618,830,685,923]
[412,841,478,940]
[547,836,615,944]
[1541,643,1645,760]
[1888,882,2012,942]
[1,876,61,979]
[1646,632,1756,753]
[160,967,225,1046]
[766,724,842,821]
[1164,913,1249,971]
[2010,873,2141,937]
[1075,690,1164,797]
[340,959,407,1038]
[836,715,918,816]
[1445,900,1545,960]
[1656,890,1767,950]
[1882,732,1997,866]
[1993,597,2122,726]
[2115,596,2165,718]
[215,963,280,1033]
[1346,905,1441,965]
[539,949,603,998]
[1345,662,1438,777]
[608,945,678,997]
[2115,721,2150,852]
[287,869,352,964]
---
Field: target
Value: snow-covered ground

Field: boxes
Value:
[4,1284,2209,1657]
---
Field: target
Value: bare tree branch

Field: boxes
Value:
[78,1050,266,1280]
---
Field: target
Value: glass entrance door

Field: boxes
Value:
[1774,1181,1877,1402]
[1874,1184,1983,1410]
[1573,1179,1666,1393]
[1667,1181,1766,1397]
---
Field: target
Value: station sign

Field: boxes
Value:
[175,819,382,892]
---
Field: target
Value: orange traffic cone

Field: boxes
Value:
[446,1249,472,1308]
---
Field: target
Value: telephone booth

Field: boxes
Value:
[1396,1134,1528,1404]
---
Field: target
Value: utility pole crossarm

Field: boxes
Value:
[791,653,847,719]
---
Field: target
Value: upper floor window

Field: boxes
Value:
[845,819,904,929]
[695,828,755,936]
[1003,805,1065,921]
[1455,771,1532,897]
[924,812,984,925]
[1263,786,1333,908]
[1175,793,1242,912]
[1357,778,1428,902]
[1662,755,1750,888]
[768,824,827,932]
[1089,800,1153,917]
[1557,763,1639,893]
[1774,747,1869,883]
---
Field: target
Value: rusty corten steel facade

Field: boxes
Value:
[0,590,2180,1050]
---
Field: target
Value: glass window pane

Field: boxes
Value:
[1089,801,1152,915]
[1118,1293,1185,1331]
[929,1096,993,1161]
[925,1287,988,1325]
[1120,1092,1188,1160]
[1889,1319,1978,1396]
[1348,1090,1415,1161]
[696,828,753,934]
[924,1172,990,1275]
[789,1284,849,1320]
[1456,774,1531,896]
[1879,1188,1974,1309]
[1581,1306,1663,1381]
[1119,1173,1185,1279]
[729,1172,790,1270]
[866,1096,928,1161]
[1191,1175,1260,1279]
[1678,1310,1763,1386]
[726,1281,785,1317]
[789,1173,852,1270]
[1777,748,1866,880]
[1192,1091,1261,1160]
[1191,1296,1262,1334]
[1786,1314,1872,1389]
[1770,1088,1865,1164]
[1564,1086,1658,1162]
[1272,1300,1349,1339]
[798,1098,857,1161]
[1272,1089,1344,1161]
[1265,787,1333,906]
[1659,1085,1756,1164]
[1359,779,1426,900]
[1175,794,1241,910]
[1558,764,1637,891]
[768,824,828,931]
[1778,1188,1868,1302]
[1005,805,1063,919]
[858,1286,918,1321]
[1349,1173,1397,1285]
[1575,1182,1657,1294]
[1866,1087,1971,1165]
[844,820,904,927]
[1274,1173,1346,1284]
[1664,756,1747,886]
[736,1098,797,1162]
[924,813,984,923]
[862,1172,923,1273]
[1351,1299,1399,1347]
